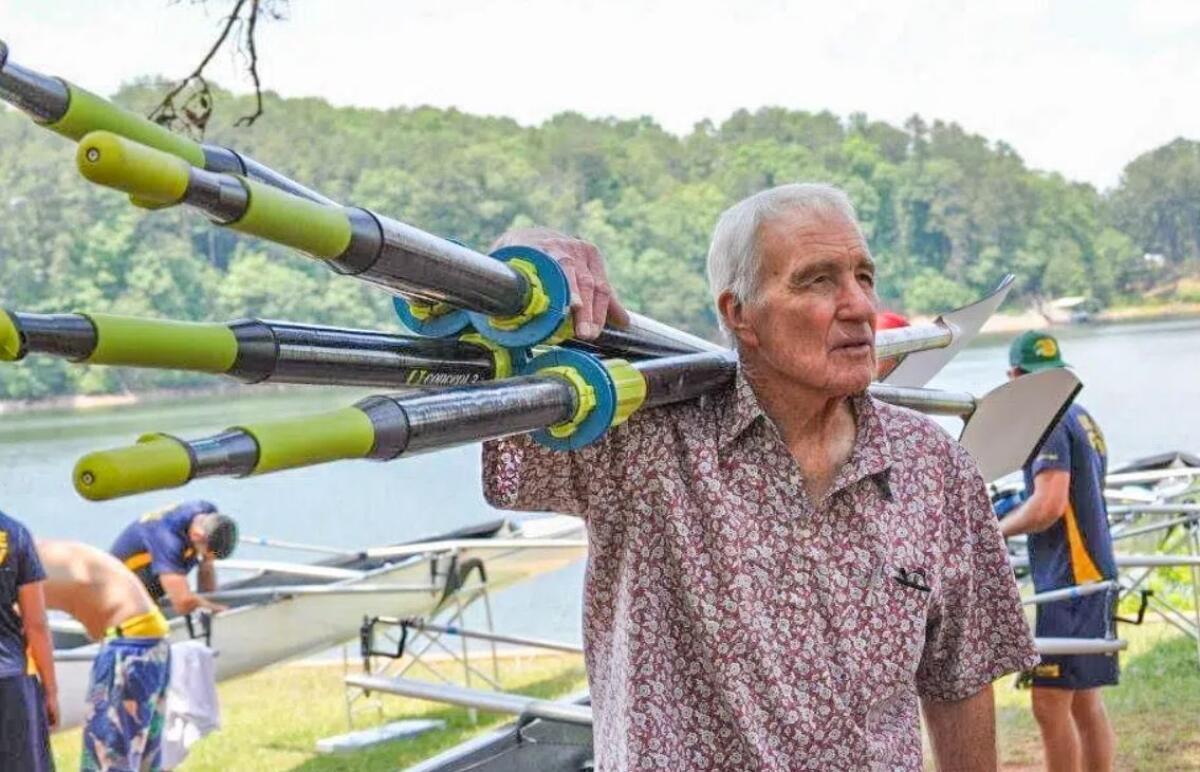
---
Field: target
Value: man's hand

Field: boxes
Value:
[43,686,59,729]
[492,227,630,339]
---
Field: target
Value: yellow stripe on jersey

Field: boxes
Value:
[1063,502,1102,584]
[123,551,152,572]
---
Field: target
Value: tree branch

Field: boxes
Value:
[150,0,287,136]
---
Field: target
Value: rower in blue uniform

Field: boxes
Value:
[110,500,239,615]
[999,331,1118,772]
[0,508,56,772]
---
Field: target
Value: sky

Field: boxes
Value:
[3,0,1198,190]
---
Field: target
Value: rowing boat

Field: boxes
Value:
[51,513,586,730]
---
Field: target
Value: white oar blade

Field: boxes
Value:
[959,368,1081,482]
[883,274,1015,388]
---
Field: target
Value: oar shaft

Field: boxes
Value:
[866,384,976,417]
[2,311,503,387]
[875,323,954,359]
[0,42,332,204]
[0,42,69,120]
[1022,581,1116,606]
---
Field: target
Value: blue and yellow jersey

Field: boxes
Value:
[0,510,45,679]
[1023,403,1117,592]
[110,500,213,600]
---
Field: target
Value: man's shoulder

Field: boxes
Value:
[869,396,956,447]
[867,396,976,473]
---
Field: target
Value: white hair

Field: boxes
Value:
[706,183,862,319]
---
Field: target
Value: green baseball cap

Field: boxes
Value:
[1009,330,1069,372]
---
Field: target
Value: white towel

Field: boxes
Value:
[162,640,220,770]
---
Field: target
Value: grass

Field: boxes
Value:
[51,653,588,771]
[52,623,1200,771]
[993,621,1200,771]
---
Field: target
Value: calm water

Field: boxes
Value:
[1,318,1197,644]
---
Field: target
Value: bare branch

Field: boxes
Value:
[234,0,264,127]
[150,0,287,136]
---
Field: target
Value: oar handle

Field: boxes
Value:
[76,130,192,206]
[43,81,206,167]
[85,314,237,372]
[235,407,376,474]
[232,177,353,259]
[77,131,354,258]
[0,310,20,361]
[74,434,194,501]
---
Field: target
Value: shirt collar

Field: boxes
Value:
[717,367,767,450]
[718,367,897,490]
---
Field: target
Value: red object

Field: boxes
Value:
[876,311,909,330]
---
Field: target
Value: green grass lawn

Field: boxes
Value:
[51,653,588,771]
[993,621,1200,771]
[51,622,1200,770]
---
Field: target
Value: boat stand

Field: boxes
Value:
[1113,502,1200,666]
[342,555,500,727]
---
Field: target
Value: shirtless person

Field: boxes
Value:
[39,540,172,772]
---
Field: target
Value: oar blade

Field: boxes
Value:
[883,274,1015,388]
[959,367,1081,482]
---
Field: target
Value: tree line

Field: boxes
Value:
[0,82,1197,399]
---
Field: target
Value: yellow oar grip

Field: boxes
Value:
[237,407,376,474]
[74,434,193,501]
[232,179,353,259]
[76,130,191,206]
[86,314,238,373]
[0,310,22,362]
[47,83,206,167]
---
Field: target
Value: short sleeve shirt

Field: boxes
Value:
[1023,402,1116,592]
[483,370,1038,771]
[0,510,46,678]
[110,501,214,600]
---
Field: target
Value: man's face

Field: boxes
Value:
[727,210,879,395]
[188,518,211,560]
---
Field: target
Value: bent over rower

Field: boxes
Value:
[110,501,239,615]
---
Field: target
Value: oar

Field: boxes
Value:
[0,40,332,205]
[0,310,511,387]
[1022,580,1117,606]
[241,536,362,557]
[1011,554,1200,569]
[71,350,733,501]
[1107,467,1200,486]
[871,367,1081,481]
[3,306,981,388]
[71,350,1077,500]
[1109,504,1200,516]
[75,130,718,355]
[1035,638,1126,656]
[880,275,1014,388]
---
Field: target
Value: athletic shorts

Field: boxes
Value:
[0,673,54,772]
[1029,589,1120,690]
[82,637,171,772]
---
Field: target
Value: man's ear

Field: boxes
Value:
[717,291,757,349]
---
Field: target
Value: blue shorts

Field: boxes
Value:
[0,673,54,772]
[83,637,171,772]
[1030,589,1120,690]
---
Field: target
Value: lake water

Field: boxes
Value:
[1,318,1197,646]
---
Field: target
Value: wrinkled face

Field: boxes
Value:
[723,210,879,396]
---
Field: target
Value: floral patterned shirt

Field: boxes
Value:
[483,369,1038,771]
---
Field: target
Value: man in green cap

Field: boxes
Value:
[999,330,1118,772]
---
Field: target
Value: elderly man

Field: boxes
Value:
[484,183,1037,770]
[39,540,172,772]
